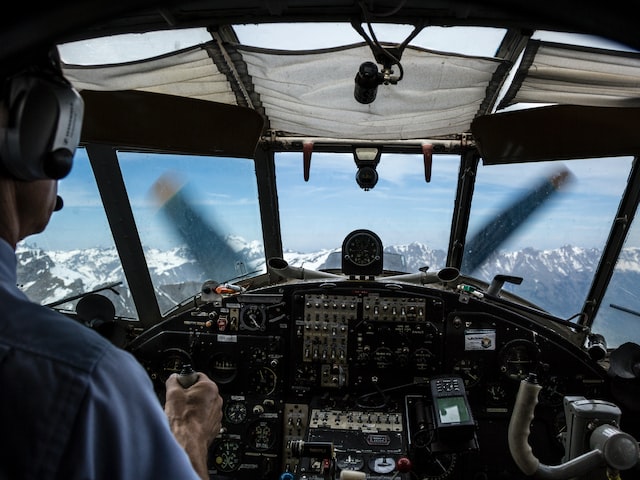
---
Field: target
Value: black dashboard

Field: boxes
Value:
[127,276,613,480]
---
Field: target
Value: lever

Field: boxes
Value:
[177,364,199,388]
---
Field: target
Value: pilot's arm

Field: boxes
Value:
[165,372,224,480]
[56,347,220,480]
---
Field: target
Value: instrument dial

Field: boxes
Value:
[369,456,396,474]
[240,304,266,331]
[337,454,364,471]
[345,232,380,266]
[486,383,508,405]
[212,440,242,472]
[421,452,456,480]
[224,401,248,424]
[341,229,384,275]
[452,358,483,388]
[249,366,277,395]
[160,348,192,381]
[499,339,539,381]
[209,353,238,384]
[539,376,566,406]
[248,420,276,450]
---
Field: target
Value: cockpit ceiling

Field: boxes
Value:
[63,33,640,149]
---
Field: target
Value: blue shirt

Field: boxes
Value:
[0,239,201,480]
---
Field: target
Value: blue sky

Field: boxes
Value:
[31,147,635,256]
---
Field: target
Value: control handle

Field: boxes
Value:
[177,364,199,388]
[508,373,639,479]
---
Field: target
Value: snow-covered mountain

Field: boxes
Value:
[15,242,640,324]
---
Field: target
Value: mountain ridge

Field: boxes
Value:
[15,242,640,328]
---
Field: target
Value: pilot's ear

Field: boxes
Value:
[0,67,83,181]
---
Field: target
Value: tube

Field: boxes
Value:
[268,257,342,281]
[384,267,459,285]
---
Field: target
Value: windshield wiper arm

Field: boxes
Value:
[46,281,123,308]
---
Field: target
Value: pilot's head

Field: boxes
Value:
[0,48,84,246]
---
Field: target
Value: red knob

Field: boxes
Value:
[396,457,412,473]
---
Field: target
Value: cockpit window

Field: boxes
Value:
[119,152,265,315]
[594,205,640,348]
[466,156,634,323]
[16,150,265,319]
[275,151,459,272]
[16,148,129,316]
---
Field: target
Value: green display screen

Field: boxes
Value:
[435,396,471,424]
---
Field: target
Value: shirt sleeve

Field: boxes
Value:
[56,346,202,480]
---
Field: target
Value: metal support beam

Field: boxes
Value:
[86,144,161,329]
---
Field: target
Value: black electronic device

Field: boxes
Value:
[430,376,476,442]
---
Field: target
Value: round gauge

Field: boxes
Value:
[212,439,242,472]
[369,456,396,474]
[421,452,456,479]
[240,304,265,331]
[247,420,277,450]
[224,401,248,424]
[373,346,393,369]
[250,346,267,362]
[337,454,364,471]
[209,353,238,384]
[160,348,192,381]
[499,339,539,381]
[344,231,380,266]
[452,358,483,388]
[485,383,508,406]
[249,366,277,395]
[414,347,436,372]
[539,376,566,407]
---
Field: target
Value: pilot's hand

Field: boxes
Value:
[165,372,223,479]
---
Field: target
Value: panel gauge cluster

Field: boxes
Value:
[128,276,611,480]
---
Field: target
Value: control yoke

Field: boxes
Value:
[508,374,639,479]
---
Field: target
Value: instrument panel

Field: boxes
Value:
[128,279,610,480]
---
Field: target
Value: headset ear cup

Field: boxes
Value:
[1,75,82,181]
[14,80,59,179]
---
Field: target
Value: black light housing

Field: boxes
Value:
[354,61,383,104]
[353,146,381,190]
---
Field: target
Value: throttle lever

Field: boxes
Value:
[177,364,199,388]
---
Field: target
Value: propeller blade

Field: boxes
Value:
[151,174,248,283]
[462,167,573,273]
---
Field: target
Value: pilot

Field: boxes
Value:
[0,48,222,479]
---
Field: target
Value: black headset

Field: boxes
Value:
[1,57,84,181]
